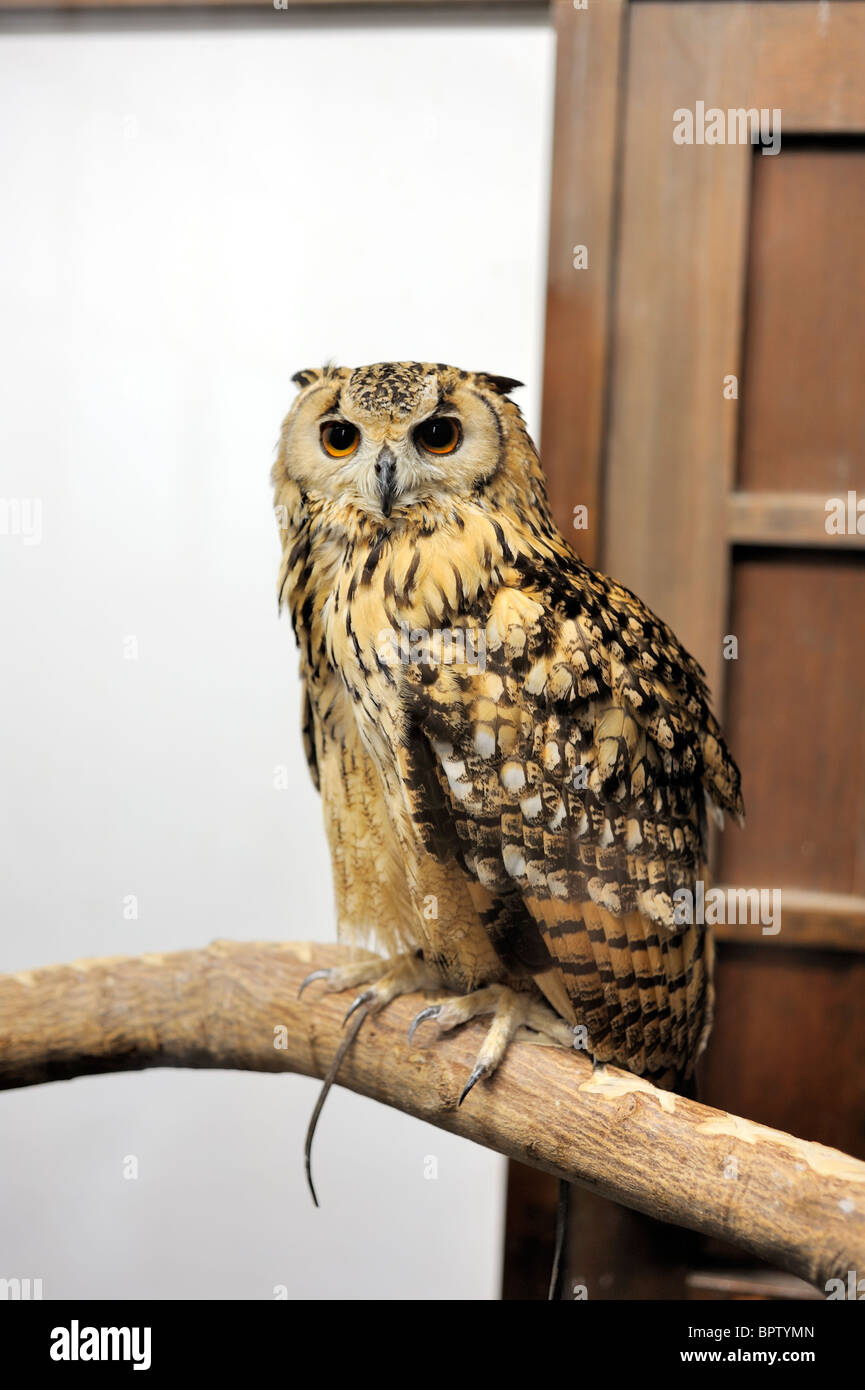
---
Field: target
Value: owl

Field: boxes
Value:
[272,361,743,1109]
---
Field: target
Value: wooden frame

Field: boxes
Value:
[539,0,626,561]
[511,0,865,1298]
[0,0,546,11]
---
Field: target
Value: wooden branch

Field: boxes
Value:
[2,939,863,1292]
[0,0,547,10]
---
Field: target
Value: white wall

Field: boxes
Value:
[0,8,554,1299]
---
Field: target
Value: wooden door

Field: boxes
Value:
[505,0,865,1300]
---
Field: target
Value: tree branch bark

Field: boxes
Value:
[1,938,862,1293]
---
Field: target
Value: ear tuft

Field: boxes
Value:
[291,367,322,390]
[479,373,524,397]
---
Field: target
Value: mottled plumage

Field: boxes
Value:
[273,362,743,1091]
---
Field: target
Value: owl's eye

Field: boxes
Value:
[321,421,360,458]
[415,417,461,456]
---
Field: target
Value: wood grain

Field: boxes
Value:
[717,548,865,896]
[0,0,546,9]
[711,889,865,953]
[602,1,752,701]
[1,938,864,1293]
[737,145,865,498]
[706,941,865,1160]
[728,493,865,550]
[539,0,626,560]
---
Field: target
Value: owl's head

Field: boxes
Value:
[274,361,546,524]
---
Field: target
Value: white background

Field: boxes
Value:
[0,8,554,1299]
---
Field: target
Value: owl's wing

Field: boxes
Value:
[401,551,742,1084]
[301,683,320,791]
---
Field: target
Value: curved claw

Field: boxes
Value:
[298,968,331,1000]
[458,1062,488,1107]
[343,990,374,1026]
[408,1005,441,1047]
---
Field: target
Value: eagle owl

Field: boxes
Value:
[273,361,743,1100]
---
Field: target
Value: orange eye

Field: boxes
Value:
[321,421,359,458]
[416,417,461,455]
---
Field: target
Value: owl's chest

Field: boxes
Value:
[318,527,494,768]
[321,561,406,766]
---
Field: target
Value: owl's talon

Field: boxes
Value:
[298,969,331,999]
[458,1062,489,1107]
[297,954,394,1002]
[408,1005,441,1046]
[407,983,575,1106]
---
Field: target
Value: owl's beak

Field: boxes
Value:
[375,445,398,518]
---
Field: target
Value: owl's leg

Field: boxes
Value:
[409,983,574,1105]
[299,949,438,1019]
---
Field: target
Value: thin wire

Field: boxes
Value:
[304,1006,370,1208]
[547,1179,571,1301]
